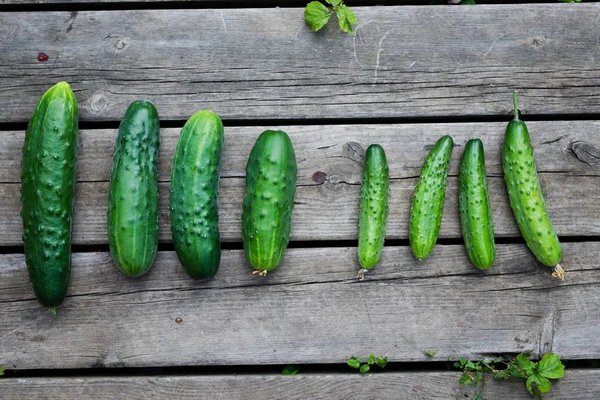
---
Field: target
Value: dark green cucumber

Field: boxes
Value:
[108,100,160,277]
[242,130,297,276]
[409,135,454,261]
[459,139,496,270]
[21,82,78,307]
[170,111,224,279]
[503,92,563,279]
[357,144,390,279]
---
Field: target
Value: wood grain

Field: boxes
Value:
[2,370,599,400]
[0,242,598,369]
[1,5,599,122]
[0,174,597,245]
[2,121,598,245]
[2,121,598,184]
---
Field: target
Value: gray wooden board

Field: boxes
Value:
[2,371,600,399]
[1,121,599,245]
[1,242,599,369]
[1,5,600,122]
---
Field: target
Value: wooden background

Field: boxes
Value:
[1,1,600,399]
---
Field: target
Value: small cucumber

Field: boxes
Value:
[459,139,496,270]
[242,130,297,276]
[170,111,224,279]
[503,92,563,280]
[410,135,454,261]
[108,100,160,277]
[357,144,389,280]
[21,82,78,307]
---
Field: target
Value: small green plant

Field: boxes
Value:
[282,365,300,376]
[49,307,57,316]
[347,353,388,373]
[423,350,438,357]
[0,367,5,376]
[305,1,357,35]
[453,352,565,399]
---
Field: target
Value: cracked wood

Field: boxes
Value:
[1,5,600,122]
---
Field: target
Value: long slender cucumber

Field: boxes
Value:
[170,111,224,280]
[21,82,78,307]
[357,144,389,280]
[459,139,496,270]
[503,91,563,280]
[409,135,454,261]
[242,130,297,276]
[108,100,160,277]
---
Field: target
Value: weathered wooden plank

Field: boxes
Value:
[2,370,599,400]
[2,121,598,244]
[2,121,598,184]
[0,242,598,369]
[0,173,597,245]
[1,5,599,122]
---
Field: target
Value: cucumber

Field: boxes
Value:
[459,139,496,270]
[503,92,563,280]
[21,82,78,307]
[108,100,160,277]
[170,111,224,279]
[242,130,297,276]
[409,135,454,261]
[357,144,389,280]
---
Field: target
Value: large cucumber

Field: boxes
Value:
[21,82,78,307]
[357,144,389,280]
[170,111,224,279]
[409,135,454,261]
[242,130,297,276]
[503,92,563,280]
[459,139,495,270]
[108,100,160,277]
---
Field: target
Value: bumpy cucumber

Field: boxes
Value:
[21,82,78,307]
[108,100,160,277]
[409,135,454,261]
[242,130,297,276]
[357,144,389,280]
[170,111,224,279]
[459,139,496,270]
[503,92,563,279]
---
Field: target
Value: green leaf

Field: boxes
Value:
[282,365,300,376]
[459,357,468,367]
[472,395,483,400]
[49,307,57,316]
[305,1,332,32]
[459,374,473,387]
[0,367,5,376]
[333,3,357,35]
[368,353,375,365]
[514,353,535,376]
[482,358,491,365]
[375,356,388,369]
[347,357,362,369]
[325,0,342,5]
[423,350,438,357]
[494,369,511,380]
[461,0,476,4]
[537,353,565,379]
[465,361,476,369]
[475,371,483,384]
[526,373,552,395]
[359,364,370,374]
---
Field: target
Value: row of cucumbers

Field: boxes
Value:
[21,82,563,309]
[359,92,563,281]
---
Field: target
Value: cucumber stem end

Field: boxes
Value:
[551,264,565,281]
[513,90,519,121]
[357,269,369,280]
[252,270,268,277]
